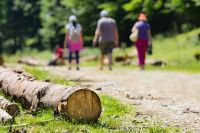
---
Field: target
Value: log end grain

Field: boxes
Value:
[58,89,101,122]
[6,103,19,116]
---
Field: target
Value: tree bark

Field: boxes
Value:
[0,109,12,123]
[0,67,101,122]
[0,96,19,116]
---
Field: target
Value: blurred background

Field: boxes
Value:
[0,0,200,72]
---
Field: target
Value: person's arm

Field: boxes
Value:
[131,25,137,33]
[63,32,69,48]
[93,28,100,46]
[80,32,83,47]
[114,27,119,47]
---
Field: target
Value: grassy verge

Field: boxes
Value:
[81,28,200,73]
[0,67,181,133]
[3,28,200,73]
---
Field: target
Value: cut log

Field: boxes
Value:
[82,55,98,62]
[18,57,40,66]
[115,55,135,62]
[0,109,12,123]
[0,96,19,116]
[146,59,167,67]
[0,67,101,122]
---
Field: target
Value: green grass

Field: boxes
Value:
[81,28,200,73]
[3,28,200,73]
[0,67,181,133]
[24,66,75,86]
[149,28,200,73]
[3,49,51,63]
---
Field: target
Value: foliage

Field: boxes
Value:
[0,0,200,54]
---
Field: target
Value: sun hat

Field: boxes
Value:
[69,15,77,22]
[138,13,147,21]
[100,10,108,17]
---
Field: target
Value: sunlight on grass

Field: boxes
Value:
[0,67,181,133]
[24,66,74,86]
[81,28,200,73]
[3,28,200,73]
[3,49,51,63]
[0,92,180,133]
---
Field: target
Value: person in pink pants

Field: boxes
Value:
[131,12,152,70]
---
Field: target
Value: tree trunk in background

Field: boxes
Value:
[0,56,3,66]
[0,96,19,116]
[0,67,101,122]
[0,109,12,123]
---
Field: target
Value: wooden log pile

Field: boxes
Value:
[0,67,102,122]
[0,96,19,123]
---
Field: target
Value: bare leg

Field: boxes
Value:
[140,64,144,70]
[68,52,72,70]
[100,55,104,70]
[108,54,112,70]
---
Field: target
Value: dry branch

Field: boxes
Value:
[146,59,167,67]
[0,67,101,122]
[115,55,135,62]
[0,109,12,123]
[0,96,19,116]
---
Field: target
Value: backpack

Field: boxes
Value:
[69,26,80,42]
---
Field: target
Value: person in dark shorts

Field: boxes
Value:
[93,10,119,70]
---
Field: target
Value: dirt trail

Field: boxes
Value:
[44,66,200,132]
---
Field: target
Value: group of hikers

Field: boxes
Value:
[49,10,152,70]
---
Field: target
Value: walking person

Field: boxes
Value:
[63,15,83,70]
[131,12,152,70]
[93,10,119,70]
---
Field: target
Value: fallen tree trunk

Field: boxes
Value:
[0,96,19,116]
[18,57,41,66]
[0,67,101,122]
[0,109,12,123]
